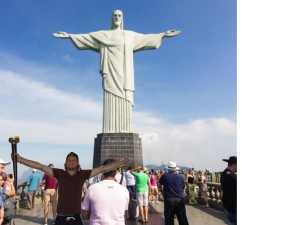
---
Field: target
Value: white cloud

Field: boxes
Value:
[0,70,101,121]
[0,69,236,173]
[135,115,236,172]
[0,69,102,143]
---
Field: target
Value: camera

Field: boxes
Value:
[8,174,13,179]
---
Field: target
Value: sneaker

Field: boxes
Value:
[156,201,160,204]
[151,201,154,204]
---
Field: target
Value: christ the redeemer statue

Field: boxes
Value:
[53,10,180,133]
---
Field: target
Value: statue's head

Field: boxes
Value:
[111,9,124,30]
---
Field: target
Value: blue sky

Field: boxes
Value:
[0,0,237,179]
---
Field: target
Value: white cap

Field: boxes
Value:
[32,169,37,172]
[0,158,11,166]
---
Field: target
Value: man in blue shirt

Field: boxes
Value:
[19,169,41,209]
[159,161,189,225]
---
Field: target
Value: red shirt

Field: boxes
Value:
[42,173,58,190]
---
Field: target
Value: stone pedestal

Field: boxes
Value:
[93,133,143,169]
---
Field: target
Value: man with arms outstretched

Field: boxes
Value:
[12,152,128,225]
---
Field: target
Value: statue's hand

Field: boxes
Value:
[52,31,70,38]
[164,30,181,37]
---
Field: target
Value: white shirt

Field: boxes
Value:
[82,179,129,225]
[115,173,127,187]
[124,170,136,186]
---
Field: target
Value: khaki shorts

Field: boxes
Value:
[136,191,149,206]
[43,189,58,206]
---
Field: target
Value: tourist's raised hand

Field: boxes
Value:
[11,152,20,162]
[119,157,130,166]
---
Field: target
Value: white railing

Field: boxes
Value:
[198,182,223,211]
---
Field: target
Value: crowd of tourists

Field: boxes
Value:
[0,153,236,225]
[0,158,17,225]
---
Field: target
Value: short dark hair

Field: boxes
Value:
[66,152,79,161]
[102,159,117,178]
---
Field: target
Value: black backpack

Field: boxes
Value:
[2,193,16,225]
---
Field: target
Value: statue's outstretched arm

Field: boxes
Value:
[163,30,181,38]
[52,31,71,39]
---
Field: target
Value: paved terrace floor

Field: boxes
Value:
[13,198,230,225]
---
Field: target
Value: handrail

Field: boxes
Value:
[197,182,223,211]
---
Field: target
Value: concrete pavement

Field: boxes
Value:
[12,198,230,225]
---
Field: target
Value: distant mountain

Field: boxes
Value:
[145,164,193,173]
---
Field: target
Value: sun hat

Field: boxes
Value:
[143,167,148,172]
[167,161,180,171]
[222,156,237,163]
[0,158,11,166]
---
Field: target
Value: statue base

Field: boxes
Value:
[93,133,143,169]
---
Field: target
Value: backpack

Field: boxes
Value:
[2,193,16,224]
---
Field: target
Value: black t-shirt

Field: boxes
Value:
[220,168,237,213]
